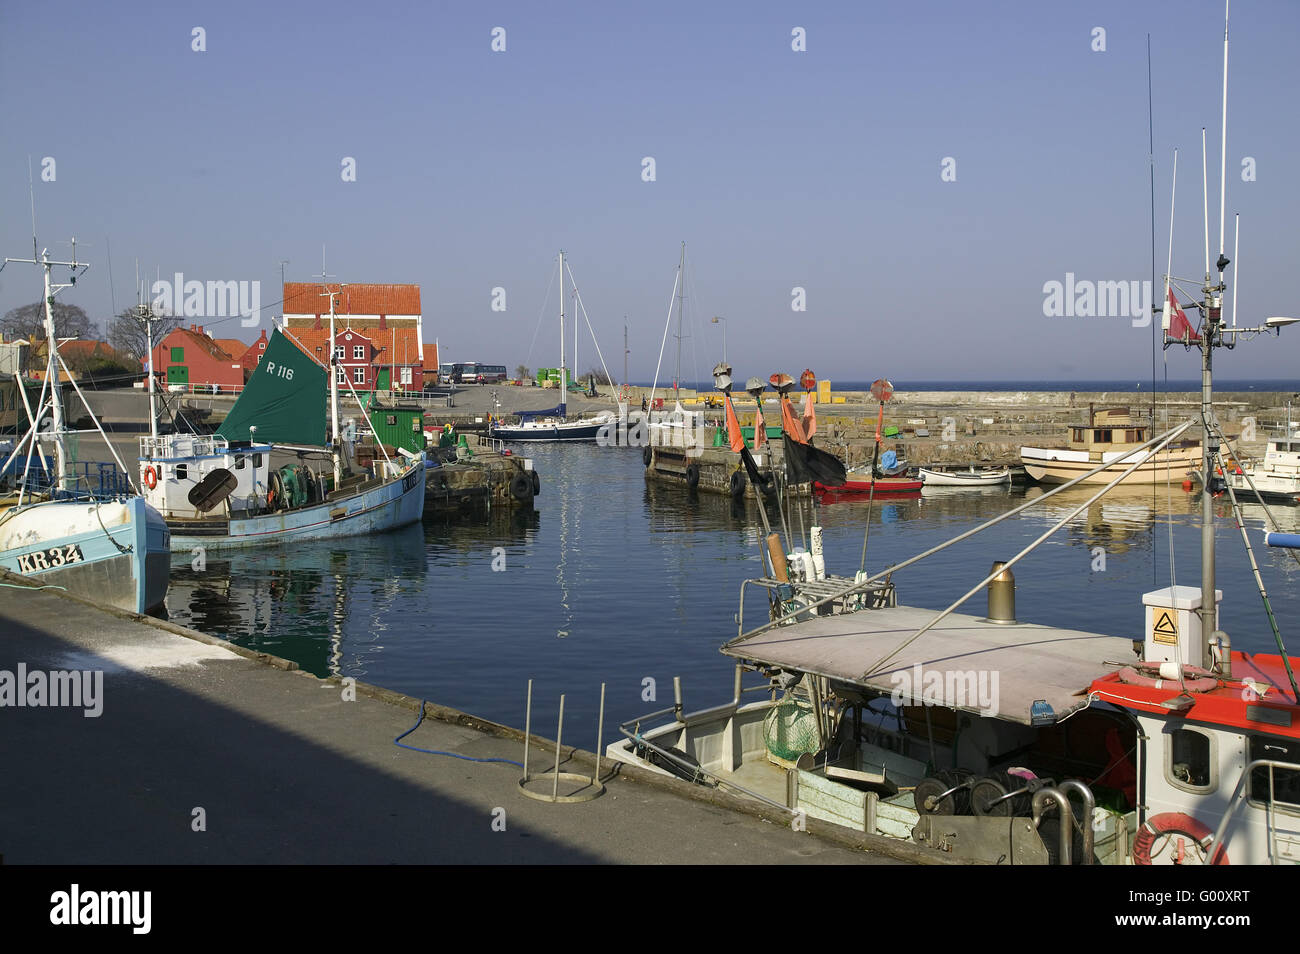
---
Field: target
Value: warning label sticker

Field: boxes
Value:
[1151,609,1179,645]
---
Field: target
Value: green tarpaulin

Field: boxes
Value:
[216,330,327,445]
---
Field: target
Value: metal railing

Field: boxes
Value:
[616,666,793,813]
[1207,757,1300,864]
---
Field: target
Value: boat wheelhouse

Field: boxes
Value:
[1226,424,1300,504]
[1021,406,1201,485]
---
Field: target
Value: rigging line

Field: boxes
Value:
[726,418,1201,649]
[53,348,136,491]
[1148,33,1158,584]
[861,419,1197,678]
[563,260,616,394]
[1164,349,1176,593]
[648,264,680,411]
[521,257,558,375]
[1214,439,1300,703]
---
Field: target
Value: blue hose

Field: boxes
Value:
[394,700,524,768]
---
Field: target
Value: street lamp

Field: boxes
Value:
[711,315,726,363]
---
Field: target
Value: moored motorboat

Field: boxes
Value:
[1021,406,1201,485]
[919,466,1011,487]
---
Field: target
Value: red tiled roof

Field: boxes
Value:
[157,327,233,361]
[213,337,248,357]
[282,283,421,316]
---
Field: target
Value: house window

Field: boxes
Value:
[334,346,345,359]
[259,341,265,349]
[353,345,365,360]
[354,367,366,384]
[336,367,346,384]
[170,346,184,362]
[400,367,412,385]
[1166,726,1215,793]
[1249,736,1300,810]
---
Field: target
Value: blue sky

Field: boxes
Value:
[2,0,1298,382]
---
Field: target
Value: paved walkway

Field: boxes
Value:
[0,583,911,864]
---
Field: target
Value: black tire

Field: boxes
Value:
[643,445,653,467]
[729,469,745,499]
[914,776,958,816]
[530,469,540,496]
[509,472,533,502]
[685,462,700,489]
[970,776,1012,817]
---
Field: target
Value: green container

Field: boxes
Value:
[883,425,900,438]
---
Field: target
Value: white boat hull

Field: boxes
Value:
[1020,444,1201,485]
[919,467,1010,486]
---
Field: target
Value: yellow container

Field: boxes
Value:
[832,396,846,404]
[818,379,831,401]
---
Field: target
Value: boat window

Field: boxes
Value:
[1094,429,1112,443]
[235,456,246,470]
[175,463,188,481]
[1166,726,1214,793]
[1248,736,1300,809]
[252,453,262,468]
[385,415,397,426]
[1072,428,1085,442]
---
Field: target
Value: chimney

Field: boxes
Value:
[312,314,322,330]
[378,314,388,331]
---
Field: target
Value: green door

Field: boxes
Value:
[376,369,390,390]
[167,365,189,385]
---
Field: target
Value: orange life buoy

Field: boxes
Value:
[143,465,158,489]
[1117,664,1218,694]
[1133,812,1229,865]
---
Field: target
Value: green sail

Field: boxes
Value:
[216,329,327,445]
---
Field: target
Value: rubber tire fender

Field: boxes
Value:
[685,462,701,489]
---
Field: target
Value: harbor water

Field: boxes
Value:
[163,442,1300,733]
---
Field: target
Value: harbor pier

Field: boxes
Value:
[0,573,934,865]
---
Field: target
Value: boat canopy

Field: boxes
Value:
[515,401,566,421]
[216,330,327,446]
[723,605,1133,725]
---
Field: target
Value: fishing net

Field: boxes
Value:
[764,695,820,762]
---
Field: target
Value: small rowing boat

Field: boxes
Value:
[919,466,1011,487]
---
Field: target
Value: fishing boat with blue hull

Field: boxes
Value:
[0,243,170,614]
[139,317,425,551]
[0,495,170,612]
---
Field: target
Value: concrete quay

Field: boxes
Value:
[0,573,939,865]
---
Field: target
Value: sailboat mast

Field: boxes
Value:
[145,297,158,441]
[674,241,685,402]
[328,290,342,487]
[559,249,566,417]
[40,254,69,491]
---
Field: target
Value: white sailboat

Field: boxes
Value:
[0,244,170,613]
[490,251,618,442]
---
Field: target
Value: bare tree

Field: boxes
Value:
[1,301,97,373]
[514,364,530,380]
[1,300,95,342]
[107,305,180,364]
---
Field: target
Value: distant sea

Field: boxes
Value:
[641,379,1300,393]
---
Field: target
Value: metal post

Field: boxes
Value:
[552,693,565,800]
[523,679,532,778]
[593,682,606,786]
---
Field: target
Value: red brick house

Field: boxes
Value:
[147,325,246,391]
[235,329,270,376]
[283,323,422,392]
[282,282,426,390]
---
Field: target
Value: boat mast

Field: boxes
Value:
[559,249,566,418]
[1,245,87,493]
[142,286,158,441]
[325,288,343,488]
[674,241,685,402]
[1197,0,1231,666]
